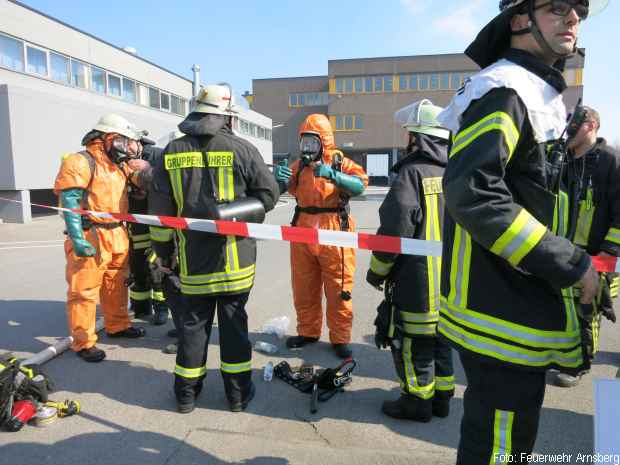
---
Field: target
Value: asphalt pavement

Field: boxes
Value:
[0,191,618,465]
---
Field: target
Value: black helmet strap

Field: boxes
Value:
[526,0,578,61]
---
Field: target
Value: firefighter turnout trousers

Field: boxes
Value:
[128,224,167,316]
[391,316,455,402]
[174,293,252,405]
[456,351,545,465]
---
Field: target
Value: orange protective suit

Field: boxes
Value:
[54,140,132,351]
[288,114,369,343]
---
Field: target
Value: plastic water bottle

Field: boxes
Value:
[254,341,278,354]
[263,361,274,382]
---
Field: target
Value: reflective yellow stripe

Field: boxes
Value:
[400,311,439,323]
[130,289,151,301]
[150,226,174,243]
[151,290,165,302]
[132,241,151,250]
[182,264,255,285]
[611,276,619,298]
[435,375,455,391]
[221,361,252,374]
[165,152,204,170]
[174,364,206,378]
[448,224,472,309]
[490,209,547,266]
[370,255,394,277]
[553,191,569,237]
[490,410,514,464]
[574,190,595,247]
[130,233,150,241]
[402,322,437,335]
[425,192,441,311]
[402,337,435,399]
[604,227,620,245]
[181,275,255,295]
[207,151,234,167]
[441,298,579,349]
[438,315,583,368]
[450,111,519,161]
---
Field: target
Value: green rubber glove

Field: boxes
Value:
[274,159,292,193]
[60,188,96,257]
[314,164,364,196]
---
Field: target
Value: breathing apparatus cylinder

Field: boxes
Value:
[215,198,266,224]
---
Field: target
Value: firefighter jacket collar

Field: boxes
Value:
[503,49,567,94]
[438,54,567,144]
[392,133,448,174]
[178,113,231,138]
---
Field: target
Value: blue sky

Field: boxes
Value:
[21,0,620,143]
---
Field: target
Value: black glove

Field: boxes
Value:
[374,299,392,349]
[366,269,386,291]
[148,256,181,293]
[598,274,616,323]
[601,305,617,323]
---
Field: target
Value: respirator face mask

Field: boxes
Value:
[300,134,322,163]
[107,135,139,164]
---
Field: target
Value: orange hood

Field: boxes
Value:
[298,114,336,164]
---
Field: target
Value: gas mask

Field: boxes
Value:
[300,134,322,163]
[105,135,140,164]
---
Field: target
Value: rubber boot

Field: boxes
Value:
[333,343,352,359]
[432,397,450,418]
[130,298,152,319]
[554,372,582,388]
[381,394,432,422]
[286,336,319,349]
[229,383,255,412]
[77,346,106,363]
[152,302,169,326]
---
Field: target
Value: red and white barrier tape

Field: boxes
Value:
[0,197,441,257]
[4,196,620,273]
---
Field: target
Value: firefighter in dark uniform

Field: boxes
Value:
[436,1,604,462]
[148,84,279,414]
[554,105,619,388]
[128,140,170,326]
[366,99,454,423]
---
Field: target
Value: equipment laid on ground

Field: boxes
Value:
[274,358,356,413]
[0,353,80,432]
[5,400,37,432]
[45,400,81,418]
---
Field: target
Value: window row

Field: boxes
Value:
[232,117,272,141]
[332,71,477,94]
[289,92,329,107]
[0,32,187,116]
[332,114,363,131]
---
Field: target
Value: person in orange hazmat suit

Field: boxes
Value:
[273,114,368,358]
[54,113,148,363]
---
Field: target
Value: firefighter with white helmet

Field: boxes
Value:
[366,99,453,422]
[148,83,279,413]
[437,0,607,462]
[54,113,148,363]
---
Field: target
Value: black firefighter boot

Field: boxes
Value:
[130,297,152,319]
[382,394,432,423]
[152,301,169,326]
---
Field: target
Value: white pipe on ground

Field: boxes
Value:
[22,317,104,366]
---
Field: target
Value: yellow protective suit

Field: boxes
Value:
[288,114,369,343]
[54,139,132,351]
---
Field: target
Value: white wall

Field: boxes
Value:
[0,0,191,97]
[1,72,185,190]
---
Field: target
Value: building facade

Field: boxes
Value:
[251,52,585,184]
[0,0,273,223]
